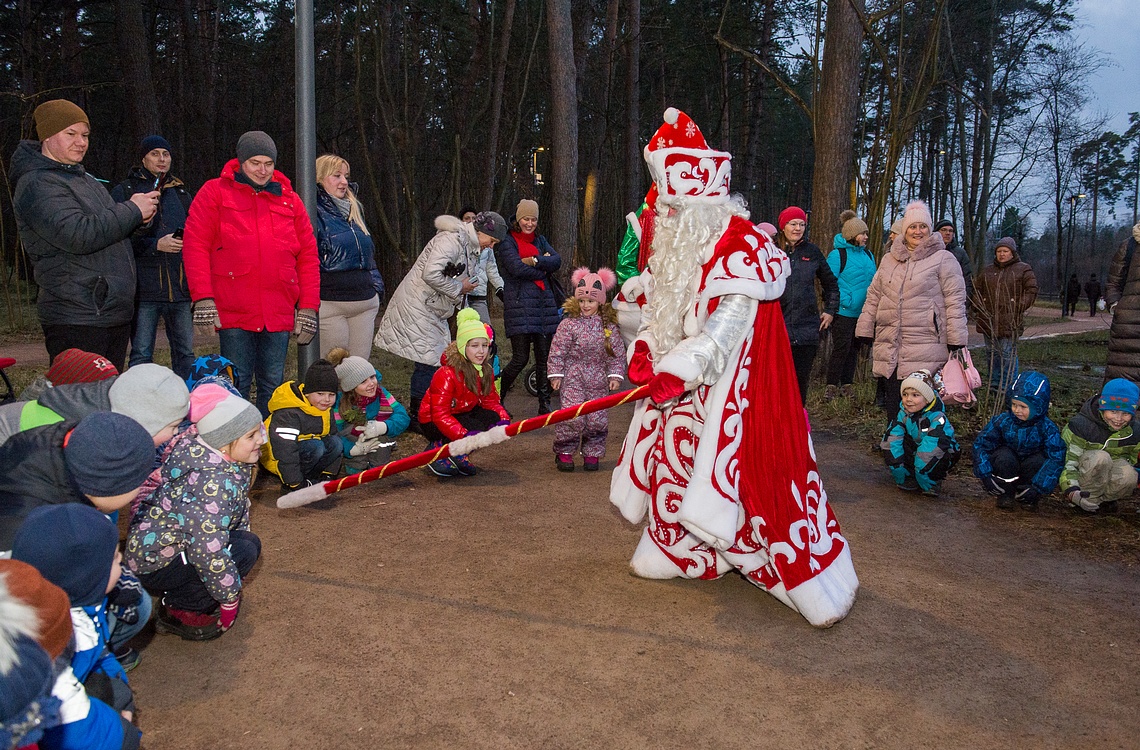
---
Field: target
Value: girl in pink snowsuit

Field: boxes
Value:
[548,267,626,471]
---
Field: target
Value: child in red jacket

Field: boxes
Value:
[418,308,510,477]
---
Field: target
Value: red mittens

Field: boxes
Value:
[628,340,655,386]
[648,372,686,405]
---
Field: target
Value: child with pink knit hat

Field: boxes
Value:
[548,267,626,471]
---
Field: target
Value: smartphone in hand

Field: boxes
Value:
[172,228,184,240]
[152,171,168,191]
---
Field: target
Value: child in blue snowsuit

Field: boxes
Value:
[881,370,960,496]
[973,370,1067,511]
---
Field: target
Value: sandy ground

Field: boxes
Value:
[123,401,1140,750]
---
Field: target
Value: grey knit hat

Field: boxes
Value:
[197,394,263,450]
[335,356,376,392]
[236,130,277,162]
[108,363,190,437]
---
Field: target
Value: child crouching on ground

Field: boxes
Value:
[973,370,1066,511]
[547,267,626,472]
[1060,377,1140,514]
[261,359,342,490]
[418,308,510,477]
[12,505,142,748]
[881,370,959,496]
[327,348,410,474]
[126,384,264,641]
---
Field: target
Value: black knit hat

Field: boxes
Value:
[140,134,172,159]
[304,359,339,395]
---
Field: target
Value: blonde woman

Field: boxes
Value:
[315,154,383,358]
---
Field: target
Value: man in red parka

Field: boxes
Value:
[182,131,320,416]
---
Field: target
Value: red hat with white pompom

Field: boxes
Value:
[643,108,731,204]
[572,267,617,304]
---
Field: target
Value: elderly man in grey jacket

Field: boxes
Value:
[11,100,159,368]
[374,211,508,423]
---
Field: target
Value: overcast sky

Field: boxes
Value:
[1076,0,1139,133]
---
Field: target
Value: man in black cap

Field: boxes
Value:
[10,100,160,369]
[182,130,320,416]
[111,136,196,378]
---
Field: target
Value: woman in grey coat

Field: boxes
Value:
[373,212,507,421]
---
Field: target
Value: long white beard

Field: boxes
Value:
[646,195,749,357]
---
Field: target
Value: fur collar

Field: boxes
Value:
[435,214,479,246]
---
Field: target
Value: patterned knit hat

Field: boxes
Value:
[900,369,938,405]
[456,308,492,359]
[1099,378,1139,415]
[643,108,731,204]
[45,349,118,385]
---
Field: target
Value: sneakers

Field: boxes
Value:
[824,385,839,402]
[840,384,855,399]
[113,644,141,672]
[898,477,920,492]
[427,457,461,477]
[556,453,575,472]
[451,454,478,476]
[155,604,222,642]
[583,456,600,472]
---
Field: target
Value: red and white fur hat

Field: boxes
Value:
[572,266,617,304]
[643,107,731,204]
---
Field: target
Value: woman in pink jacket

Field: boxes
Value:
[856,200,968,412]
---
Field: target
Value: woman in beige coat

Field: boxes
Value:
[856,200,968,411]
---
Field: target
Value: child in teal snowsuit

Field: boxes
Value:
[881,370,960,496]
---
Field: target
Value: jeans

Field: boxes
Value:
[136,530,261,613]
[106,591,154,650]
[984,335,1018,392]
[130,301,195,379]
[409,361,440,421]
[218,328,290,417]
[297,434,343,481]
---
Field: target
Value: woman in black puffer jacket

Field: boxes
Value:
[315,154,383,359]
[775,206,840,405]
[495,199,562,414]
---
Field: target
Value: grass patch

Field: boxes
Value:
[807,329,1111,443]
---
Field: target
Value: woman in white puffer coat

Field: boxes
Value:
[374,212,508,421]
[856,200,968,411]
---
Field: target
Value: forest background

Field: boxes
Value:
[1,0,1138,319]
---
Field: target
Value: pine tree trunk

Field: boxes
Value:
[546,0,579,271]
[811,0,864,240]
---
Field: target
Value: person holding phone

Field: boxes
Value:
[111,135,196,379]
[11,100,159,370]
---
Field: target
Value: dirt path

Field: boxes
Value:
[124,404,1140,749]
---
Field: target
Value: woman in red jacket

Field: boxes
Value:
[418,308,509,477]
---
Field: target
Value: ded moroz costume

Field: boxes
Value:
[609,108,858,627]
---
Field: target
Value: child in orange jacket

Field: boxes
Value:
[418,308,509,477]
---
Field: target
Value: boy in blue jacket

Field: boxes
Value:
[882,370,960,496]
[12,504,141,749]
[973,370,1067,511]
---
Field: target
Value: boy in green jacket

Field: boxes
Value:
[1060,378,1140,514]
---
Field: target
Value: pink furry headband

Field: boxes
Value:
[572,267,616,304]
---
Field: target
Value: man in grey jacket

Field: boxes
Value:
[11,99,159,368]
